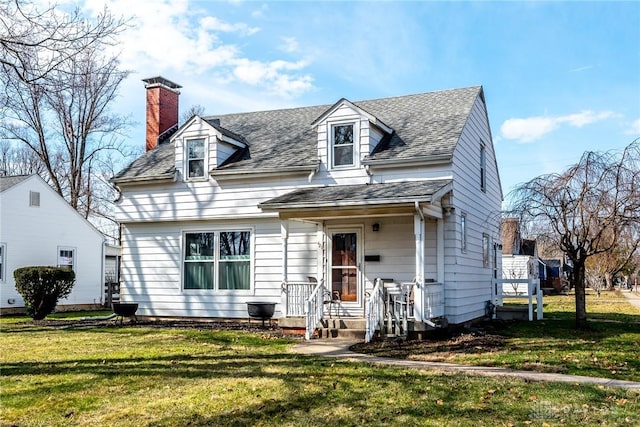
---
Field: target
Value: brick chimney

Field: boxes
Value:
[142,76,182,151]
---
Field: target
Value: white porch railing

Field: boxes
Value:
[365,279,385,343]
[305,279,327,340]
[282,282,314,317]
[492,278,543,321]
[420,281,445,320]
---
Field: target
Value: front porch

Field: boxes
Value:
[280,277,446,341]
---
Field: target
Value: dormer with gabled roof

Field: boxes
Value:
[170,115,248,182]
[311,98,393,173]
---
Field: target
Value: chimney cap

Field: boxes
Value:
[142,76,182,90]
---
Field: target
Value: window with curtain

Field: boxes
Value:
[183,231,251,291]
[187,138,206,178]
[184,232,215,289]
[218,231,250,290]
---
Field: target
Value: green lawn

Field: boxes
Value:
[356,290,640,382]
[1,304,639,426]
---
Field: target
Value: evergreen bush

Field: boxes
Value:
[13,266,76,320]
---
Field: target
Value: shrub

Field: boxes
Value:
[13,266,76,320]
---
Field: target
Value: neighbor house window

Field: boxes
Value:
[186,138,206,179]
[29,191,40,207]
[0,243,6,282]
[482,234,490,268]
[480,143,486,192]
[461,213,467,253]
[58,247,75,271]
[183,230,251,291]
[331,123,354,167]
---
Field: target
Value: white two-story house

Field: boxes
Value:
[112,77,503,337]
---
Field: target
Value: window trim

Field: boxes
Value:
[0,243,6,283]
[460,212,467,253]
[480,142,487,193]
[328,121,359,169]
[184,137,208,181]
[482,234,490,268]
[29,191,40,207]
[181,228,254,293]
[57,246,76,271]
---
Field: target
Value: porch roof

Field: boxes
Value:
[259,179,452,215]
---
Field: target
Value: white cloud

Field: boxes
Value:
[280,36,299,53]
[625,118,640,136]
[500,111,615,143]
[76,0,313,100]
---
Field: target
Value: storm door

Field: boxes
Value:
[329,230,361,303]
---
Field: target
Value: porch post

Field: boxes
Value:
[436,218,444,284]
[281,221,289,317]
[413,212,425,322]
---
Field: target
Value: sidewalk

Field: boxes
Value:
[623,288,640,311]
[291,340,640,391]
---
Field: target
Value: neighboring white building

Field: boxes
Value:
[501,218,544,295]
[0,174,105,313]
[112,77,503,331]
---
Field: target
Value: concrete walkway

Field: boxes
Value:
[291,340,640,391]
[623,289,640,311]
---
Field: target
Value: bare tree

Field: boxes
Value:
[181,104,206,126]
[0,0,126,85]
[0,2,132,241]
[507,140,640,329]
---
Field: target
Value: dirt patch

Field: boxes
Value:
[350,327,506,360]
[18,318,289,338]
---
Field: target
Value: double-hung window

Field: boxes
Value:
[183,230,251,291]
[331,123,354,167]
[58,247,75,271]
[186,138,206,179]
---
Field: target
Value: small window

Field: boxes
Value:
[482,234,490,268]
[58,247,75,271]
[0,243,6,282]
[29,191,40,207]
[461,213,467,253]
[186,138,206,179]
[480,144,486,192]
[332,124,354,167]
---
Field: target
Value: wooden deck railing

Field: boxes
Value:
[282,282,314,317]
[492,278,543,321]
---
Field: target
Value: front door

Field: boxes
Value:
[329,230,360,303]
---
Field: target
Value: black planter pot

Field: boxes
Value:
[247,302,276,327]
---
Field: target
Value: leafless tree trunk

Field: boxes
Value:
[507,139,640,329]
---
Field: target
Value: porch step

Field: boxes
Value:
[278,317,367,340]
[495,305,529,321]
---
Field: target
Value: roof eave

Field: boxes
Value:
[110,172,176,186]
[362,154,452,168]
[260,196,434,212]
[211,163,320,180]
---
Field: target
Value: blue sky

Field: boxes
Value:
[74,0,639,201]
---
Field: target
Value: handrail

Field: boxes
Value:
[305,279,326,340]
[365,279,385,343]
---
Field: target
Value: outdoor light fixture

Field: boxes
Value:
[372,223,380,232]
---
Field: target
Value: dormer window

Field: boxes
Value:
[332,123,355,168]
[186,138,206,179]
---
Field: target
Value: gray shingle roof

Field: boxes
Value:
[0,175,30,192]
[259,179,453,210]
[113,86,482,182]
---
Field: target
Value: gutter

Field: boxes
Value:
[363,154,451,169]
